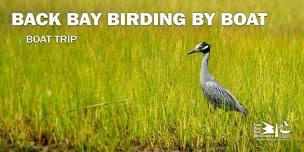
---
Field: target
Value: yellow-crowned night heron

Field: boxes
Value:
[188,42,248,116]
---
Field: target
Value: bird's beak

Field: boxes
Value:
[187,49,199,55]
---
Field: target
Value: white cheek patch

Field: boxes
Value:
[202,45,209,50]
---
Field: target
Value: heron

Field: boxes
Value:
[187,42,248,116]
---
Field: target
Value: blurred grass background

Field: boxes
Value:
[0,0,303,151]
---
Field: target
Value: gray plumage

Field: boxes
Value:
[188,42,248,116]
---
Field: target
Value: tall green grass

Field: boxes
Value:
[0,0,303,151]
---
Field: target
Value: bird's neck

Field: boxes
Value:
[200,52,212,83]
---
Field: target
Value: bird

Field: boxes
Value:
[187,42,248,116]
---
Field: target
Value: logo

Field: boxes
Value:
[254,121,291,140]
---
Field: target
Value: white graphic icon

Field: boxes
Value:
[262,122,275,134]
[254,121,291,140]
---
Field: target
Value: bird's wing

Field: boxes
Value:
[202,81,248,115]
